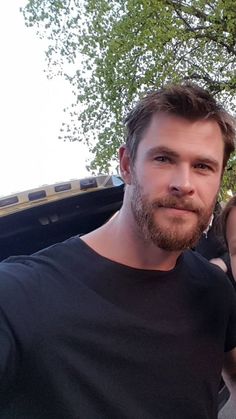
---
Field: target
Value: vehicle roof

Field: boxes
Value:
[0,175,123,217]
[0,175,125,261]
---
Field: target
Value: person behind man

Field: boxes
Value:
[221,195,236,284]
[194,201,235,288]
[0,83,236,419]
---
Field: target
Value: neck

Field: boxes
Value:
[82,206,182,271]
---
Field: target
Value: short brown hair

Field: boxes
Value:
[221,195,236,245]
[124,82,235,168]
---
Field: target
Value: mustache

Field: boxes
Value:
[151,197,202,214]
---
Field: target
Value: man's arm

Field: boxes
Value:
[0,321,18,399]
[222,348,236,403]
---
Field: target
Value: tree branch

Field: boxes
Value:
[194,33,236,56]
[165,0,228,32]
[167,1,236,57]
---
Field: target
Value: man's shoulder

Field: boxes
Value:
[1,235,81,266]
[183,249,234,293]
[184,248,224,272]
[0,236,89,317]
[0,236,84,290]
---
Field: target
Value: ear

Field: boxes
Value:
[119,145,132,185]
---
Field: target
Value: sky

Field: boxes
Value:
[0,1,91,197]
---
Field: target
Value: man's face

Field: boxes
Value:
[128,114,224,251]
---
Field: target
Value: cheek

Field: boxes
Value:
[197,178,220,201]
[140,178,167,199]
[136,166,169,190]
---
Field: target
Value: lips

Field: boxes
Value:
[165,206,196,212]
[157,204,196,212]
[157,207,197,220]
[153,199,200,214]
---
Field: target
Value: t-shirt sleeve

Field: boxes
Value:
[224,283,236,352]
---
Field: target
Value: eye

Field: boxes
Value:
[194,163,212,171]
[154,156,172,163]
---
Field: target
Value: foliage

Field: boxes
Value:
[22,0,236,183]
[220,152,236,201]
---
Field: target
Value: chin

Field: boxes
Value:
[151,225,202,252]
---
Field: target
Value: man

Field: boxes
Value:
[0,83,236,419]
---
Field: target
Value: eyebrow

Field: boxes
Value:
[146,146,221,170]
[146,146,179,159]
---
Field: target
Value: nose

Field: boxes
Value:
[169,165,194,197]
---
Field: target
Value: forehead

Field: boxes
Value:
[137,113,224,161]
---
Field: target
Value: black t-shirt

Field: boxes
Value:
[0,237,236,419]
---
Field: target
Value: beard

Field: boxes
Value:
[130,177,217,252]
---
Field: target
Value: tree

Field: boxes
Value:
[22,0,236,183]
[220,156,236,201]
